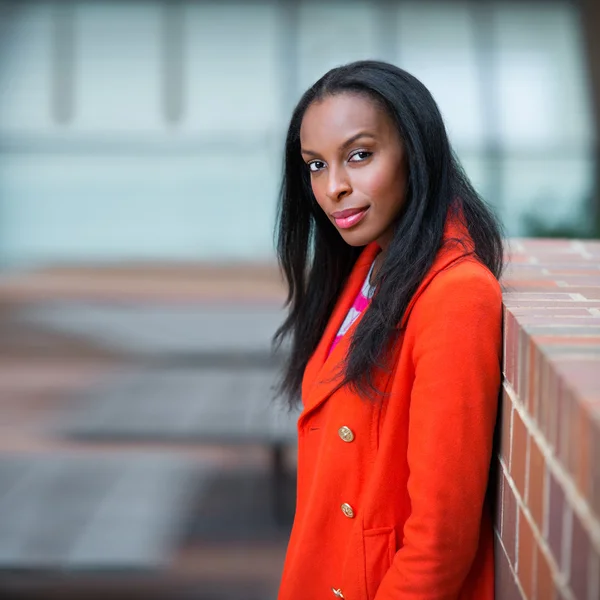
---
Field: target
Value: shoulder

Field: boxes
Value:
[430,256,501,298]
[402,257,503,367]
[410,257,502,326]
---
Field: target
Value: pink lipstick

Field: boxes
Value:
[331,207,369,229]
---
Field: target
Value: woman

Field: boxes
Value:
[274,60,504,600]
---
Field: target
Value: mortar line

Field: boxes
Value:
[503,380,600,552]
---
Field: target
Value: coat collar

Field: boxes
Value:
[299,206,474,422]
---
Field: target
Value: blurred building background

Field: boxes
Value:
[0,0,597,271]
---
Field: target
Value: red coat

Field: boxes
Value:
[278,216,502,600]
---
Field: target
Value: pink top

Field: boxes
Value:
[327,260,376,357]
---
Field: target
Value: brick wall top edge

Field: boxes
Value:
[502,238,600,412]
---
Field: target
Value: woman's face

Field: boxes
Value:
[300,92,407,249]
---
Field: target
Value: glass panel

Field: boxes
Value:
[185,1,280,134]
[500,155,594,236]
[0,154,278,266]
[456,154,496,205]
[0,2,53,133]
[492,2,594,149]
[297,1,381,93]
[396,1,485,150]
[75,2,162,132]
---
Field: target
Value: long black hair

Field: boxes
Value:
[273,60,504,407]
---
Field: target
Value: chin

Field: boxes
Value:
[338,227,379,248]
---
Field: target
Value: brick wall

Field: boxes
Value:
[495,239,600,600]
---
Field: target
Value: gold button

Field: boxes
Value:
[341,503,355,518]
[331,588,345,598]
[338,426,355,443]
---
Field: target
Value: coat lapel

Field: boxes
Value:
[299,208,474,422]
[300,242,380,417]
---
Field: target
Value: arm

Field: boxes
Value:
[375,263,502,600]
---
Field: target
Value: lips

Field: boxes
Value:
[331,207,367,219]
[331,206,369,230]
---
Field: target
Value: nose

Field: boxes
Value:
[326,165,352,202]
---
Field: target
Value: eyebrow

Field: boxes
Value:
[301,131,376,157]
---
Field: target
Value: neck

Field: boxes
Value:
[370,248,385,285]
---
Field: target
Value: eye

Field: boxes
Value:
[349,150,372,162]
[307,160,326,173]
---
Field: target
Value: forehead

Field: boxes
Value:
[300,93,392,148]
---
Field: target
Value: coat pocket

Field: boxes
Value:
[363,527,396,600]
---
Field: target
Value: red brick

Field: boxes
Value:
[557,387,573,472]
[527,437,546,532]
[547,472,565,569]
[548,276,600,285]
[503,479,519,567]
[545,269,600,276]
[494,467,505,536]
[518,508,535,599]
[510,307,600,316]
[566,394,582,480]
[504,280,561,290]
[517,315,600,326]
[518,326,530,408]
[536,548,556,600]
[575,289,600,300]
[554,361,600,398]
[501,389,513,466]
[526,341,538,415]
[531,335,600,347]
[505,310,518,388]
[569,513,590,600]
[495,531,523,600]
[512,410,528,499]
[591,419,600,519]
[545,369,562,453]
[507,269,553,280]
[503,293,575,301]
[502,300,600,309]
[589,548,600,600]
[525,254,594,263]
[536,357,552,443]
[574,408,592,501]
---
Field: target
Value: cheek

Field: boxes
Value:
[310,178,328,210]
[357,168,395,201]
[361,162,405,209]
